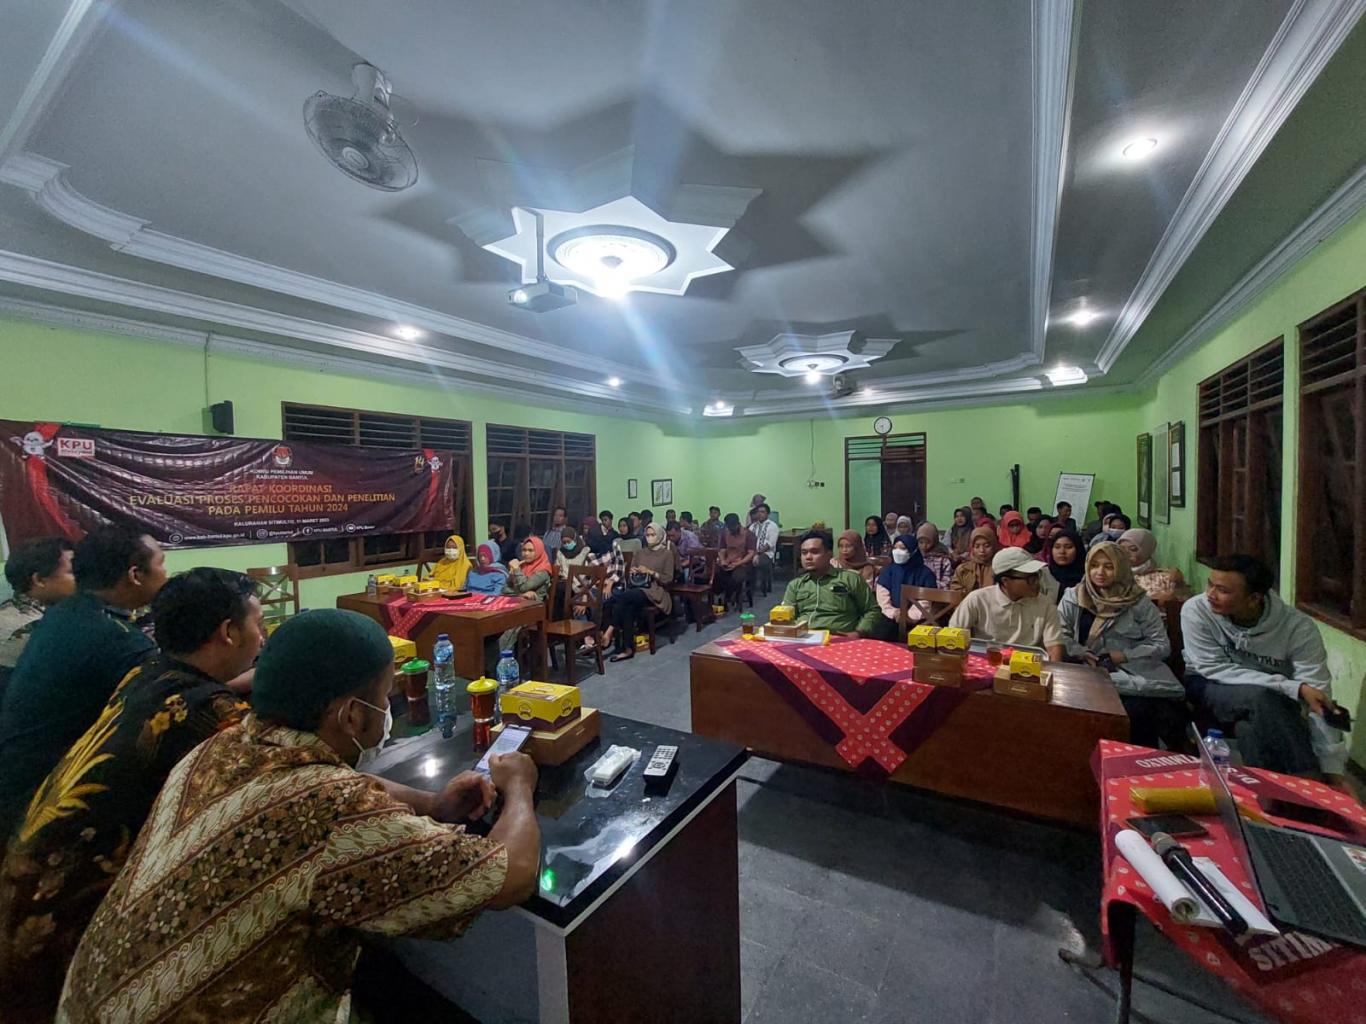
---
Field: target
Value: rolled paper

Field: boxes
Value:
[1115,829,1201,923]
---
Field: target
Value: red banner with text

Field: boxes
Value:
[0,420,453,548]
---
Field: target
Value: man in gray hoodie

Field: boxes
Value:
[1181,554,1346,780]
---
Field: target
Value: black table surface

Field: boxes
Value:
[367,712,747,929]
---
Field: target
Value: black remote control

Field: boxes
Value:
[643,744,678,788]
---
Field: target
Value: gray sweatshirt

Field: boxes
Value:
[1181,591,1345,773]
[1057,588,1183,699]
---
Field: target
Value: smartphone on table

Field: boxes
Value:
[475,724,533,777]
[1126,813,1209,839]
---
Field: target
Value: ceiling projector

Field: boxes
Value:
[508,281,577,312]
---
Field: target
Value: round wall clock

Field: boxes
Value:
[873,416,893,436]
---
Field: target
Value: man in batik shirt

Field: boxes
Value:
[58,609,541,1024]
[0,568,260,1023]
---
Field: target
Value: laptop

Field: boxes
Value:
[1194,725,1366,946]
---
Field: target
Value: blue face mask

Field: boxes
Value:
[561,542,578,555]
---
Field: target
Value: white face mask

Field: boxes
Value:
[344,697,393,769]
[445,546,460,559]
[892,548,911,564]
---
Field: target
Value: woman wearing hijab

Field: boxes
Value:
[833,530,877,586]
[600,523,676,662]
[871,536,938,640]
[1024,517,1053,559]
[1058,542,1187,749]
[915,522,955,589]
[882,511,900,539]
[466,540,509,596]
[863,515,891,558]
[554,526,591,617]
[1043,530,1084,605]
[894,515,914,540]
[948,507,974,561]
[497,537,553,653]
[996,510,1030,549]
[430,534,472,591]
[952,525,998,594]
[1118,528,1185,599]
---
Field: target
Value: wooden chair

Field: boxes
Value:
[546,564,606,684]
[897,585,962,640]
[248,566,300,631]
[669,548,718,632]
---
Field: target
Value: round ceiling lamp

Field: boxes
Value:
[778,353,846,380]
[549,225,676,299]
[1121,136,1158,159]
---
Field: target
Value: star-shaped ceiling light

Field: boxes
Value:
[737,331,897,381]
[482,196,734,300]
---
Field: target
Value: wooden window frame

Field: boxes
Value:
[1195,338,1284,574]
[1295,286,1366,639]
[280,402,473,579]
[485,424,596,538]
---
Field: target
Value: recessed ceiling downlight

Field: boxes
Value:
[1121,136,1158,159]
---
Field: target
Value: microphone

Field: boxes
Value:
[1151,832,1248,936]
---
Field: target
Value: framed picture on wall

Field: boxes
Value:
[650,478,673,506]
[1169,421,1186,508]
[1136,433,1153,529]
[1153,422,1170,525]
[627,478,638,500]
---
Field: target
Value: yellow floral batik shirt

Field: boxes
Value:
[0,655,247,1024]
[56,715,508,1024]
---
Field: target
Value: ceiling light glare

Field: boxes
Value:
[392,325,423,340]
[606,376,622,388]
[1121,136,1158,160]
[511,288,529,305]
[551,226,675,299]
[1046,365,1088,386]
[804,369,822,385]
[703,401,734,418]
[1068,307,1100,328]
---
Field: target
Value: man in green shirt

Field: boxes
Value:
[780,530,880,637]
[0,526,166,838]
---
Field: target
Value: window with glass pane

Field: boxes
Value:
[1296,287,1364,637]
[485,425,595,536]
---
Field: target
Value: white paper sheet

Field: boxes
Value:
[1114,829,1277,934]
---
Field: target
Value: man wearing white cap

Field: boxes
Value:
[948,547,1065,660]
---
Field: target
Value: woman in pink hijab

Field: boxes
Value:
[997,510,1031,549]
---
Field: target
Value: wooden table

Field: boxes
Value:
[336,591,549,680]
[690,631,1129,829]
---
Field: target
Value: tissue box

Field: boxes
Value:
[935,627,970,652]
[907,625,940,650]
[770,605,796,623]
[499,682,582,732]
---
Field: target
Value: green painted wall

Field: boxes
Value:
[1134,202,1366,763]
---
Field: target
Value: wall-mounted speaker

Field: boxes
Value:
[209,400,234,434]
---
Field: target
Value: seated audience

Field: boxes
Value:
[713,513,757,608]
[968,497,987,520]
[952,525,999,594]
[0,537,75,678]
[1118,527,1186,599]
[1055,500,1079,533]
[615,517,641,553]
[0,569,260,1022]
[664,509,678,528]
[1025,506,1043,527]
[915,522,956,589]
[1058,544,1186,750]
[593,509,615,543]
[948,506,974,560]
[975,511,997,529]
[541,506,568,559]
[680,511,697,532]
[499,537,552,652]
[872,536,938,640]
[601,524,676,662]
[948,548,1064,660]
[833,529,877,586]
[57,609,540,1024]
[488,521,511,561]
[1024,518,1052,559]
[750,503,779,594]
[997,510,1030,548]
[1089,512,1132,549]
[554,527,589,613]
[0,527,166,840]
[699,506,723,547]
[1181,554,1346,780]
[862,515,891,557]
[894,515,914,540]
[670,520,702,554]
[882,511,900,539]
[781,531,879,638]
[585,520,624,596]
[629,511,643,537]
[747,493,767,525]
[1082,500,1114,543]
[998,504,1015,519]
[467,539,509,595]
[1044,529,1085,604]
[431,534,472,591]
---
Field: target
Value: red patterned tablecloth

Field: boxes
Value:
[716,638,997,776]
[1094,739,1366,1024]
[380,593,527,639]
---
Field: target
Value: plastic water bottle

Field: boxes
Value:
[365,574,378,597]
[1204,728,1231,773]
[495,648,520,704]
[432,634,458,738]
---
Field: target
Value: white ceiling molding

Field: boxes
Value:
[1095,0,1366,373]
[736,331,896,377]
[1029,0,1078,363]
[0,250,695,416]
[1134,161,1366,388]
[0,0,104,167]
[0,151,697,397]
[733,373,1050,418]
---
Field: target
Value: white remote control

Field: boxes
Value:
[587,745,637,786]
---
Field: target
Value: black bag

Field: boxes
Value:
[627,569,651,590]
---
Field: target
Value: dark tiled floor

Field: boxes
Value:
[549,581,1276,1024]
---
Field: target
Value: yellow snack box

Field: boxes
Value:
[907,625,940,651]
[388,635,416,662]
[935,627,970,652]
[770,605,796,623]
[398,574,420,589]
[375,574,400,588]
[1008,650,1042,680]
[415,579,442,594]
[499,681,582,732]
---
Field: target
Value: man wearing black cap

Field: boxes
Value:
[60,609,540,1024]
